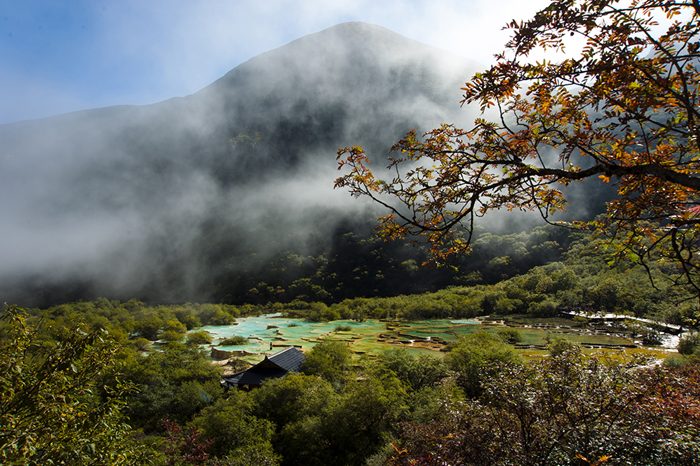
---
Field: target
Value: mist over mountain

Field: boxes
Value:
[0,22,610,307]
[0,22,485,306]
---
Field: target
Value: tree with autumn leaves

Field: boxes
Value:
[336,0,700,300]
[387,348,700,466]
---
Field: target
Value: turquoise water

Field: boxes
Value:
[198,314,639,363]
[201,315,464,357]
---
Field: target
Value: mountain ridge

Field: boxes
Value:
[0,22,483,307]
[0,22,478,128]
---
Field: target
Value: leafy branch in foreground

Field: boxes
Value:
[336,0,700,297]
[0,304,145,466]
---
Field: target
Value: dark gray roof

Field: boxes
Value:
[221,347,306,388]
[267,347,306,372]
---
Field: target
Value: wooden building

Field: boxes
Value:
[221,346,306,390]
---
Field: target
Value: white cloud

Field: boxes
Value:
[0,0,553,125]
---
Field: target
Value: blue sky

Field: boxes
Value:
[0,0,550,125]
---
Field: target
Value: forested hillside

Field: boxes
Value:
[0,22,477,307]
[0,22,615,308]
[3,227,700,465]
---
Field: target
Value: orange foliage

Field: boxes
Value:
[336,0,700,294]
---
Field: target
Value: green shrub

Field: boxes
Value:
[678,334,700,355]
[301,341,351,386]
[572,315,589,327]
[528,299,558,317]
[186,331,213,345]
[161,330,185,342]
[663,353,689,368]
[547,337,573,356]
[444,331,522,397]
[496,327,522,344]
[219,335,249,346]
[133,337,151,351]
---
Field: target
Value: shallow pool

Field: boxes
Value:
[198,314,665,364]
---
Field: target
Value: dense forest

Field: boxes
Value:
[2,226,700,465]
[10,225,700,331]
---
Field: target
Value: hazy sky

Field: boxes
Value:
[0,0,551,125]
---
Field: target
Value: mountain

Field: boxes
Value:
[0,22,483,306]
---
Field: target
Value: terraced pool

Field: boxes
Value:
[199,314,675,363]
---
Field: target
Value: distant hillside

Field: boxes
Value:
[0,22,484,306]
[0,23,612,307]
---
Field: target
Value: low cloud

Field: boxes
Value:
[0,22,484,305]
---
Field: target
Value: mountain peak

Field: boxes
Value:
[253,21,471,68]
[0,22,481,306]
[206,21,479,104]
[294,21,429,50]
